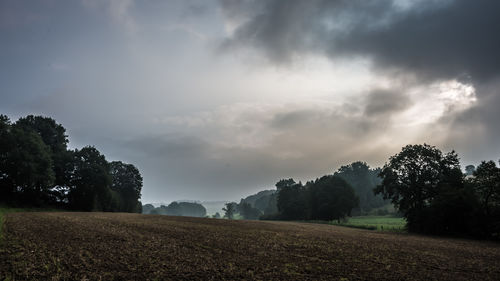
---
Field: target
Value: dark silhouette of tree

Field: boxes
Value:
[275,178,296,191]
[238,202,262,220]
[142,204,155,214]
[470,160,500,236]
[14,115,73,203]
[0,114,143,212]
[0,115,14,202]
[375,144,463,233]
[223,202,236,219]
[277,180,308,220]
[263,193,278,215]
[110,161,143,213]
[68,146,112,211]
[472,161,500,217]
[334,161,385,213]
[308,175,359,222]
[7,123,55,206]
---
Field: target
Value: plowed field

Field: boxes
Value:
[1,212,499,280]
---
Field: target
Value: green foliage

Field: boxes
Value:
[263,193,278,215]
[68,146,112,211]
[308,176,359,222]
[277,181,308,220]
[240,190,275,212]
[330,216,406,232]
[375,143,500,238]
[142,204,155,214]
[375,144,463,233]
[238,202,261,220]
[146,202,207,217]
[0,114,143,213]
[6,124,55,206]
[110,161,143,213]
[334,161,386,214]
[238,190,278,216]
[274,176,359,221]
[470,160,500,236]
[223,202,237,219]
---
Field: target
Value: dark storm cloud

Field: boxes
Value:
[221,0,500,83]
[220,0,500,166]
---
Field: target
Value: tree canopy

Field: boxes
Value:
[334,161,385,214]
[0,114,142,212]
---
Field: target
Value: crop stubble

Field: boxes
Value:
[0,212,499,280]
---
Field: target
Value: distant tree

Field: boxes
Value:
[238,202,262,220]
[223,202,237,219]
[334,161,385,213]
[275,178,296,191]
[142,204,155,214]
[375,144,463,233]
[110,161,143,212]
[308,175,359,222]
[213,212,221,219]
[175,202,206,217]
[465,165,476,176]
[277,181,308,220]
[263,193,278,215]
[240,190,276,212]
[147,202,207,217]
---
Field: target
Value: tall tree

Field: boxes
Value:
[0,115,14,201]
[472,160,500,217]
[6,125,55,205]
[375,144,462,232]
[334,161,384,213]
[14,115,72,203]
[238,202,262,220]
[223,202,236,219]
[277,181,308,220]
[308,175,359,222]
[68,146,112,211]
[110,161,143,212]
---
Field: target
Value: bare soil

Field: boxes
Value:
[1,212,499,280]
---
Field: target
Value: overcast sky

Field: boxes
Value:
[2,0,500,203]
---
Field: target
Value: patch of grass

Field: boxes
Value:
[330,215,407,232]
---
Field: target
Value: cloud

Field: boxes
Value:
[82,0,137,34]
[364,89,411,117]
[220,0,500,83]
[219,0,500,166]
[122,80,478,201]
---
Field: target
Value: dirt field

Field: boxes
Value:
[1,212,499,280]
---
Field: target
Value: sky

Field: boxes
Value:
[1,0,500,203]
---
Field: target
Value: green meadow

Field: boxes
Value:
[330,215,407,232]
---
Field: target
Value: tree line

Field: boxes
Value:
[222,162,386,221]
[0,114,142,212]
[143,202,207,217]
[222,144,499,239]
